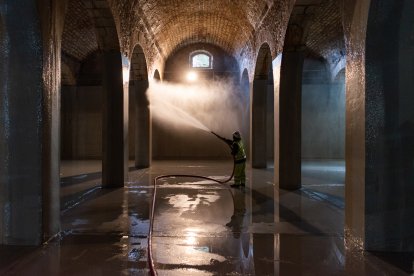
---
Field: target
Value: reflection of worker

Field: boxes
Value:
[226,188,246,238]
[212,131,247,187]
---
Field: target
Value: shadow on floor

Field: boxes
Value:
[371,252,414,274]
[60,166,141,211]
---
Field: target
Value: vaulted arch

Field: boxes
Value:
[252,43,274,169]
[129,44,150,168]
[61,0,126,190]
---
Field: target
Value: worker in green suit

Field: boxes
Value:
[212,131,247,187]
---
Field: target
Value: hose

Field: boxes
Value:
[148,132,236,276]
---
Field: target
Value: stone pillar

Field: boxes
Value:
[0,0,61,245]
[40,1,63,242]
[134,80,150,168]
[363,0,414,251]
[345,0,414,251]
[279,51,304,190]
[252,79,267,168]
[102,50,127,188]
[343,0,369,250]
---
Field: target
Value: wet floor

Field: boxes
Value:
[0,160,411,275]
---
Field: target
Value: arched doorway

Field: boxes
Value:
[153,69,161,81]
[60,0,126,196]
[252,43,274,169]
[129,44,150,168]
[279,0,346,192]
[301,62,346,194]
[60,0,103,208]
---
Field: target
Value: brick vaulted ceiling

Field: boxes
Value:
[135,0,273,57]
[62,0,99,61]
[61,0,342,67]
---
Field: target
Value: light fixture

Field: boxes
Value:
[186,71,198,82]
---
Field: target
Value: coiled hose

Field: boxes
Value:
[147,158,236,276]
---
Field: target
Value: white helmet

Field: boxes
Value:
[233,131,241,140]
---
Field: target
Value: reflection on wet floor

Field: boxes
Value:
[0,160,411,275]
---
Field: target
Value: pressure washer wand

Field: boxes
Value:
[211,131,220,139]
[211,131,227,143]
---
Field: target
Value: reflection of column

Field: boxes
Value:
[252,79,267,168]
[134,80,150,168]
[266,82,274,163]
[274,179,280,275]
[250,172,275,275]
[102,50,127,188]
[277,191,303,275]
[274,234,280,275]
[279,51,304,190]
[253,233,274,275]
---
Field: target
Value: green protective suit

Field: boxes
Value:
[232,140,246,185]
[212,132,247,186]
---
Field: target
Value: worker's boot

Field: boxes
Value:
[231,183,244,188]
[230,181,240,188]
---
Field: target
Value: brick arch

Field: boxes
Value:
[82,0,120,51]
[331,57,346,81]
[283,0,345,68]
[153,69,161,81]
[130,44,148,82]
[61,0,122,86]
[241,68,250,92]
[61,61,77,85]
[62,0,99,61]
[131,0,270,58]
[129,43,150,168]
[155,11,251,57]
[333,67,345,82]
[305,0,345,67]
[60,0,125,190]
[254,43,272,80]
[252,43,274,168]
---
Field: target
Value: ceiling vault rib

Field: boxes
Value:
[136,6,166,59]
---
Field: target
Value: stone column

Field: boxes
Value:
[102,50,127,188]
[343,0,369,250]
[345,0,414,251]
[0,0,61,245]
[363,0,414,251]
[279,51,304,190]
[41,1,63,242]
[134,80,150,168]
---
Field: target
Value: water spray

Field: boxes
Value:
[146,80,246,274]
[147,81,245,137]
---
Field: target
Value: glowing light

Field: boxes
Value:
[185,235,197,246]
[184,230,198,246]
[123,67,130,84]
[186,71,198,82]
